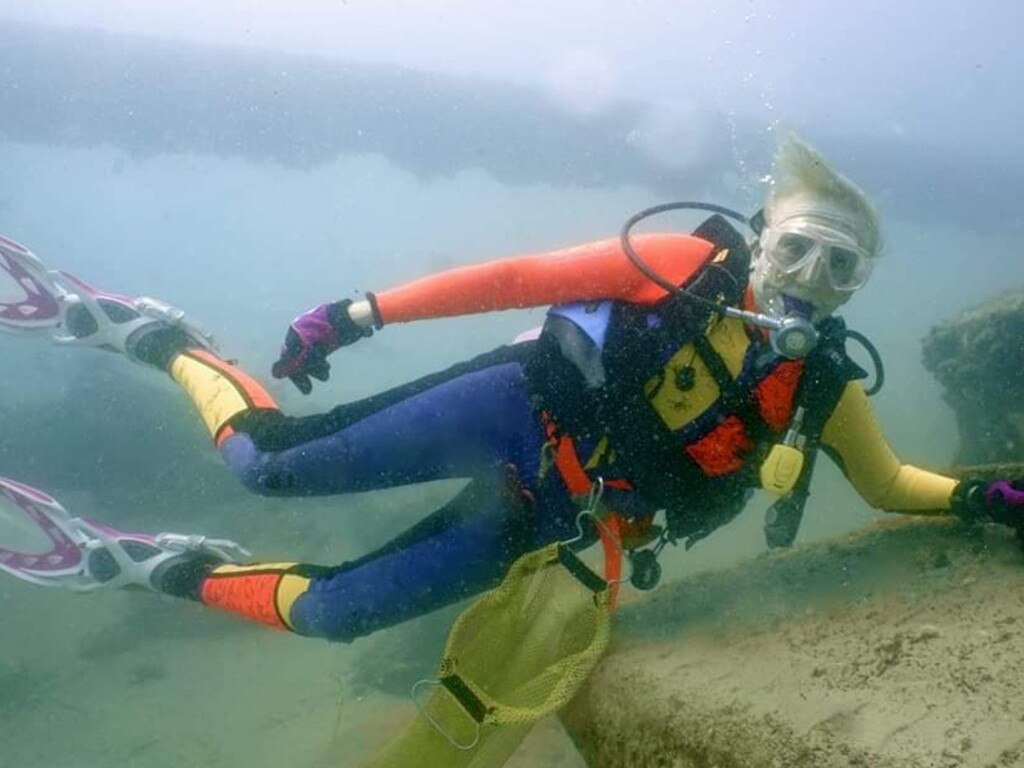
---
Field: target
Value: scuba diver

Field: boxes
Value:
[3,134,1024,643]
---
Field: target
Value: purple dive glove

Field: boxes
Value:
[985,481,1024,514]
[271,299,372,394]
[954,479,1024,530]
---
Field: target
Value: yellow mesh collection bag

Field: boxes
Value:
[366,541,614,768]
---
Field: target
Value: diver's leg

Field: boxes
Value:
[48,307,541,498]
[4,251,549,499]
[3,470,579,641]
[1,247,545,499]
[163,472,554,641]
[213,354,545,496]
[94,315,542,497]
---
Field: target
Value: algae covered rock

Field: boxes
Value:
[561,519,1024,768]
[923,290,1024,464]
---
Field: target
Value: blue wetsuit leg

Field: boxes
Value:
[219,361,546,495]
[214,359,585,640]
[286,475,559,641]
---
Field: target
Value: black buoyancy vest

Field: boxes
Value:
[524,215,865,544]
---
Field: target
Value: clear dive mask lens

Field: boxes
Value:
[761,225,873,292]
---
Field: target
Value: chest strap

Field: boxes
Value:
[691,332,773,442]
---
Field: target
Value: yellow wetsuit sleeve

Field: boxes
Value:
[820,382,957,514]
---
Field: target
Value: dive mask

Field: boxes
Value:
[760,219,874,292]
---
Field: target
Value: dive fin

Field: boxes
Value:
[0,235,66,335]
[0,477,249,592]
[0,233,219,360]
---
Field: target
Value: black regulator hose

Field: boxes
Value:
[619,200,885,394]
[843,328,885,396]
[619,201,751,300]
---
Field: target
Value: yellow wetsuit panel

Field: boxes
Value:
[646,317,750,430]
[821,382,956,513]
[275,574,312,631]
[170,352,257,440]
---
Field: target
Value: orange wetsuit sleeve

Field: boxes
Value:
[373,233,715,325]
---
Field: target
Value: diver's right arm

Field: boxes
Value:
[821,381,1024,532]
[820,382,957,513]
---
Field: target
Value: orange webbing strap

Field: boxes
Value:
[543,412,631,609]
[542,412,592,496]
[541,412,633,495]
[597,514,623,610]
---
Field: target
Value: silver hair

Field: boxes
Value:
[765,134,883,257]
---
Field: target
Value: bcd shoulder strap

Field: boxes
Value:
[763,317,868,548]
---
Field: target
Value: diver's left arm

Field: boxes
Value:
[821,383,1024,525]
[271,233,712,393]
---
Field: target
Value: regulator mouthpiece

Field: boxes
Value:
[723,307,818,359]
[769,316,818,359]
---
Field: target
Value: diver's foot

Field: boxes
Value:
[78,520,251,594]
[57,273,219,369]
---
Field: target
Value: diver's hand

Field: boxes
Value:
[954,479,1024,530]
[983,480,1024,525]
[271,299,372,394]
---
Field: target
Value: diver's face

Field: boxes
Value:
[751,217,875,322]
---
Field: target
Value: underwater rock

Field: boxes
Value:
[561,518,1024,767]
[923,290,1024,464]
